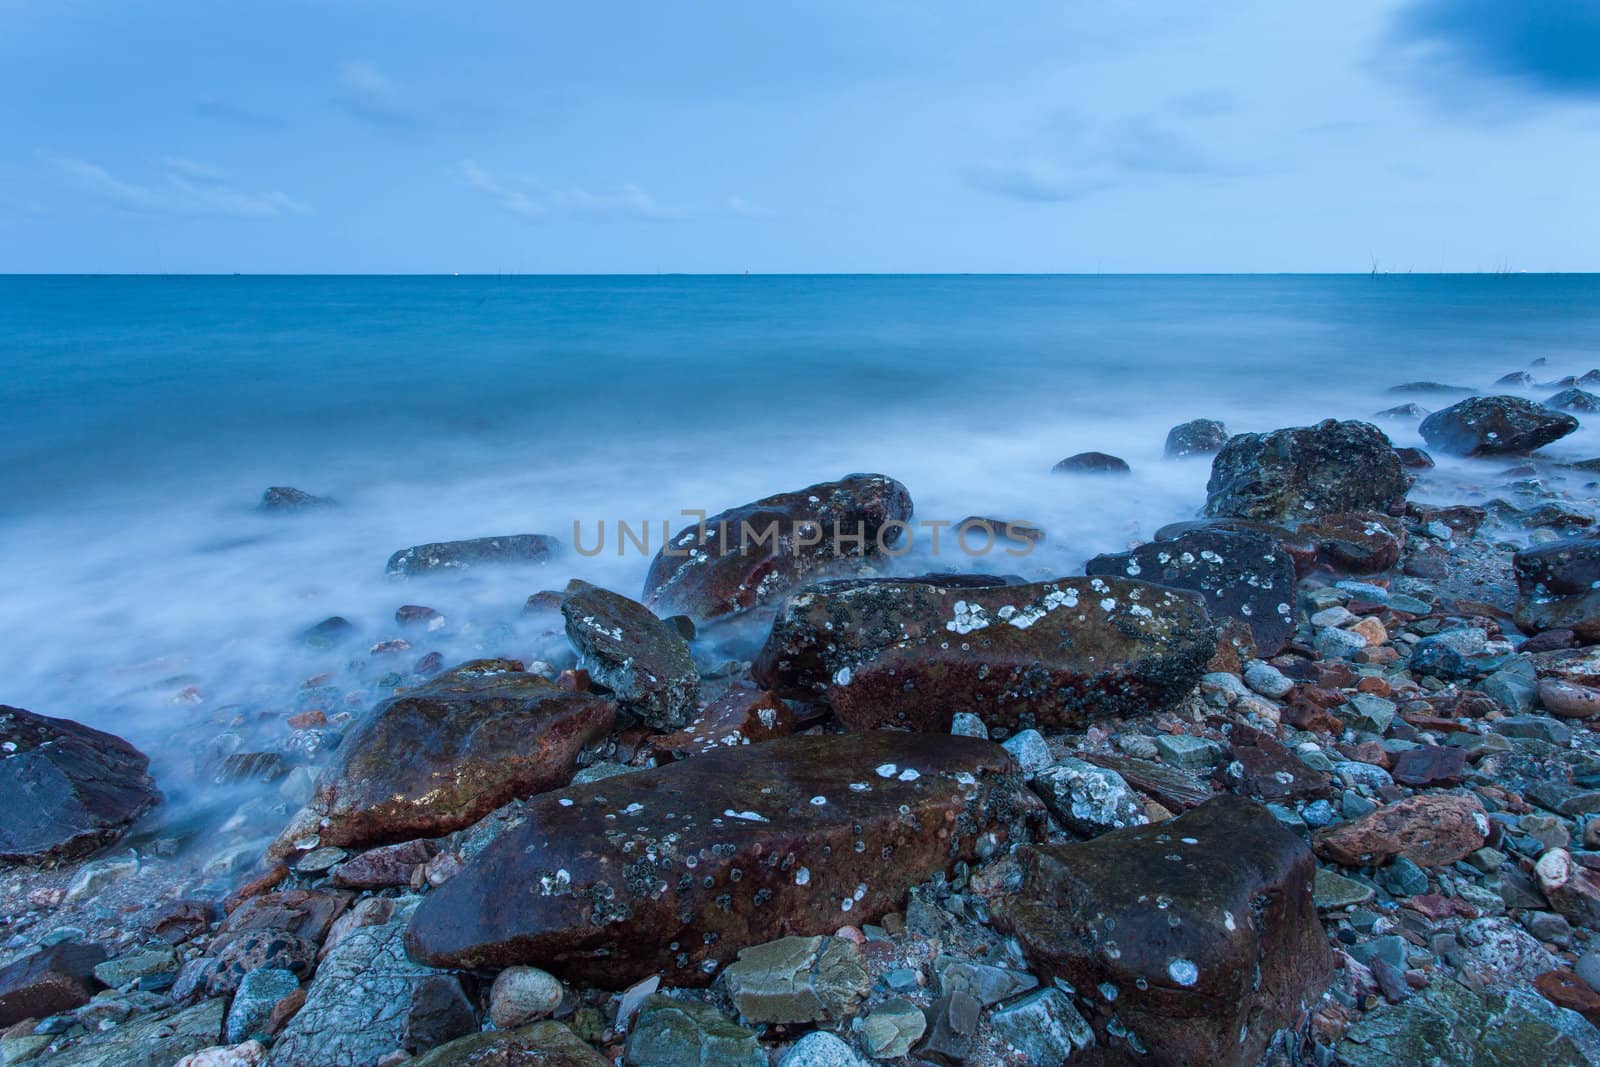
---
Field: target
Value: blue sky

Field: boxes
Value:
[1,0,1597,273]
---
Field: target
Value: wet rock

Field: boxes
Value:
[1337,978,1600,1066]
[1298,511,1406,574]
[752,575,1215,734]
[856,997,926,1058]
[993,796,1331,1067]
[260,487,333,512]
[1498,371,1537,387]
[387,534,559,577]
[933,955,1038,1006]
[1032,757,1146,836]
[267,898,438,1067]
[1203,419,1408,523]
[299,615,356,647]
[1516,537,1600,640]
[1052,451,1130,475]
[226,968,300,1044]
[45,999,226,1067]
[408,1022,610,1066]
[1390,746,1468,786]
[987,988,1094,1067]
[781,1031,869,1067]
[1537,849,1600,923]
[273,661,614,854]
[1420,395,1579,456]
[1375,403,1428,420]
[404,733,1032,986]
[0,942,105,1027]
[1394,446,1435,469]
[0,706,160,866]
[403,973,477,1054]
[624,996,763,1067]
[641,474,913,624]
[1539,679,1600,719]
[720,935,868,1025]
[1548,388,1600,412]
[1390,381,1474,395]
[1312,793,1488,868]
[561,580,700,730]
[1087,527,1295,655]
[1228,727,1335,802]
[332,839,441,889]
[650,686,794,762]
[489,966,563,1028]
[1164,418,1229,458]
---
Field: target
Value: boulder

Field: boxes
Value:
[561,581,700,730]
[1295,511,1406,574]
[0,942,106,1027]
[1164,419,1228,458]
[1052,452,1130,475]
[1312,793,1488,868]
[1086,527,1295,656]
[641,474,913,624]
[1548,388,1600,413]
[0,706,160,866]
[267,898,440,1067]
[387,534,559,577]
[42,999,226,1067]
[992,796,1331,1067]
[1515,537,1600,641]
[752,576,1215,734]
[272,661,614,855]
[1203,419,1408,522]
[408,1022,610,1067]
[1419,395,1578,456]
[260,487,332,512]
[404,733,1034,986]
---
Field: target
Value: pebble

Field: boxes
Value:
[1155,734,1219,770]
[1539,679,1600,720]
[1243,661,1294,699]
[855,998,925,1059]
[1315,626,1368,659]
[949,712,988,739]
[1001,729,1053,777]
[1311,606,1358,629]
[488,965,564,1028]
[780,1031,868,1067]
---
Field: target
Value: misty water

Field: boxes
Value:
[3,273,1600,781]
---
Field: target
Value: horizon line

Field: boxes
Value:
[0,270,1588,279]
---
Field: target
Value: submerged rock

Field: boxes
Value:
[260,486,333,512]
[404,733,1033,986]
[1052,451,1130,475]
[1086,526,1295,656]
[561,580,700,730]
[0,706,160,866]
[1419,395,1579,456]
[752,575,1215,734]
[1514,537,1600,641]
[1548,388,1600,413]
[1203,419,1408,523]
[387,534,560,577]
[641,474,913,624]
[272,661,615,854]
[993,796,1331,1067]
[1164,418,1229,458]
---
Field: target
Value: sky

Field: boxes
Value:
[1,0,1598,273]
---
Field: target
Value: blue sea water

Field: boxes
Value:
[1,274,1598,756]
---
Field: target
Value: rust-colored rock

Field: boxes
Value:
[333,839,443,889]
[649,685,794,762]
[752,576,1216,734]
[1296,512,1405,575]
[1312,793,1488,868]
[0,943,106,1027]
[1536,969,1600,1027]
[641,474,913,624]
[272,661,615,855]
[993,797,1332,1067]
[403,733,1034,987]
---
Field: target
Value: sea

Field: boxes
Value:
[3,274,1599,767]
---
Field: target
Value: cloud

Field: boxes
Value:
[338,61,424,132]
[1387,0,1600,102]
[38,152,309,219]
[962,161,1107,203]
[459,160,685,221]
[195,100,287,130]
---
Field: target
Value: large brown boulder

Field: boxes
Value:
[751,576,1215,733]
[992,796,1332,1067]
[641,474,913,624]
[561,580,700,730]
[1204,419,1408,523]
[1420,394,1579,456]
[1085,527,1296,656]
[0,706,160,866]
[272,661,615,856]
[404,733,1035,987]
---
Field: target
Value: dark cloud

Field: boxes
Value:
[1390,0,1600,98]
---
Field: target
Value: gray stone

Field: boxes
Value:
[1033,757,1147,836]
[1001,729,1052,777]
[562,580,701,730]
[1243,660,1294,699]
[63,853,140,903]
[856,998,925,1059]
[267,897,438,1067]
[489,965,563,1028]
[1316,626,1368,660]
[226,967,300,1044]
[949,713,987,739]
[1575,949,1600,994]
[988,988,1094,1067]
[919,992,980,1066]
[1383,857,1430,897]
[932,955,1037,1007]
[1344,693,1397,734]
[624,996,764,1067]
[40,999,224,1067]
[780,1031,868,1067]
[92,947,177,989]
[1311,606,1358,628]
[1154,734,1219,770]
[1338,979,1600,1066]
[720,936,869,1025]
[1482,670,1537,715]
[1494,715,1573,745]
[1314,869,1375,910]
[1334,760,1394,792]
[1348,935,1409,971]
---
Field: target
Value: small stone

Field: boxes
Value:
[93,946,178,989]
[1537,849,1600,923]
[856,998,926,1059]
[624,996,763,1067]
[780,1031,868,1067]
[1033,757,1147,836]
[988,988,1094,1067]
[1316,626,1368,660]
[1311,606,1358,628]
[1350,617,1388,646]
[1001,729,1053,777]
[1053,451,1130,475]
[720,936,869,1025]
[1314,869,1375,910]
[226,967,300,1044]
[1494,715,1573,745]
[1244,661,1294,699]
[1343,693,1397,734]
[490,966,564,1028]
[1390,746,1467,787]
[1540,680,1600,720]
[1155,734,1219,770]
[949,713,987,739]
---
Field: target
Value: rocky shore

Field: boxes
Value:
[7,383,1600,1065]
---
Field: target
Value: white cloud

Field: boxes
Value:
[458,160,685,221]
[338,61,422,130]
[38,152,309,219]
